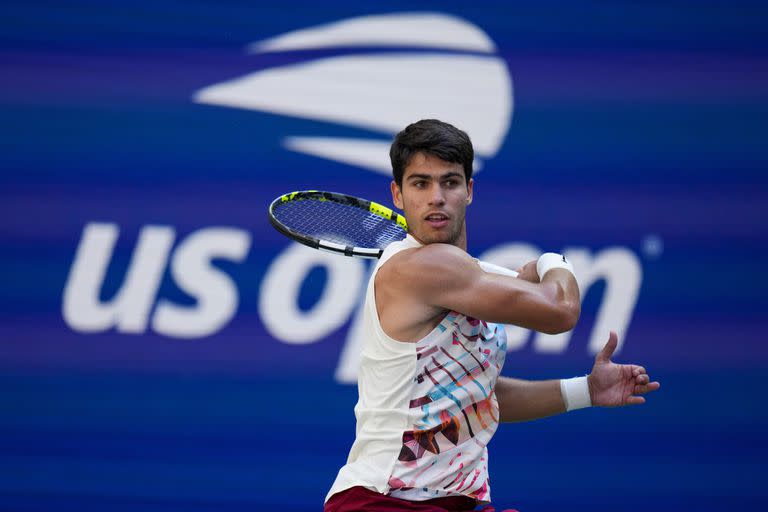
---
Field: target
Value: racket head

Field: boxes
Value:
[268,190,408,258]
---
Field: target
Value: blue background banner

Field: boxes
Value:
[1,2,766,510]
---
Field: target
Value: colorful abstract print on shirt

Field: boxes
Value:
[387,313,508,502]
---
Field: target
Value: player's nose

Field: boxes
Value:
[428,185,446,205]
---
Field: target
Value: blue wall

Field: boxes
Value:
[1,2,766,510]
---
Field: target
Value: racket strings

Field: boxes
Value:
[274,199,406,249]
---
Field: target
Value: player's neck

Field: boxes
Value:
[455,227,468,252]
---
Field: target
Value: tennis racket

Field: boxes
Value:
[268,190,408,258]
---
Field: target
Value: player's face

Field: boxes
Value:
[391,152,473,249]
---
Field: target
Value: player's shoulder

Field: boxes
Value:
[388,241,469,265]
[380,243,475,285]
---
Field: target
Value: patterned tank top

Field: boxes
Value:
[326,235,508,504]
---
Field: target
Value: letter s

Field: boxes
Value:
[152,228,251,338]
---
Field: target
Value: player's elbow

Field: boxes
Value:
[541,300,580,335]
[561,300,581,331]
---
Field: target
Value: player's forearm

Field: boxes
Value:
[495,376,566,423]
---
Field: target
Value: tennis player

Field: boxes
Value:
[324,119,660,512]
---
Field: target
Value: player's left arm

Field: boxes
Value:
[495,331,661,423]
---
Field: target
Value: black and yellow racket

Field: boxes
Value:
[268,190,408,258]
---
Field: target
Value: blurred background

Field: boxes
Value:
[1,1,766,511]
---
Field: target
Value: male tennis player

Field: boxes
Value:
[324,119,660,512]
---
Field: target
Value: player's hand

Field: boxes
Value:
[587,331,660,407]
[515,260,539,283]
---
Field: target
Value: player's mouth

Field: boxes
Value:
[424,212,450,229]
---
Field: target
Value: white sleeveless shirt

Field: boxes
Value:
[326,235,510,503]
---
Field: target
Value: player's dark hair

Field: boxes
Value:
[390,119,474,188]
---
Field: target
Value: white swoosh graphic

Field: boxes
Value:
[248,12,496,54]
[193,53,512,157]
[284,137,393,175]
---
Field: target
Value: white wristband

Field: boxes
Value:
[536,252,575,280]
[560,376,592,411]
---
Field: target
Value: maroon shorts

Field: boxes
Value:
[324,486,518,512]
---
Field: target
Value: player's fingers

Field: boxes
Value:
[632,366,646,376]
[597,331,618,362]
[634,381,660,394]
[635,374,649,385]
[626,396,646,405]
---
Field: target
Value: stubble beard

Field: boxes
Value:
[414,218,466,247]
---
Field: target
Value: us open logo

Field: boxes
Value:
[62,12,642,384]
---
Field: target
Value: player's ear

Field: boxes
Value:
[391,180,404,209]
[466,178,474,205]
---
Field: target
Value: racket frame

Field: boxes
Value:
[268,190,408,258]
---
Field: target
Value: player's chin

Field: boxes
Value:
[415,231,441,245]
[421,230,454,245]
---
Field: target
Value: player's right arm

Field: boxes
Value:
[388,243,580,334]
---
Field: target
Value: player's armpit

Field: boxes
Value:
[391,244,580,334]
